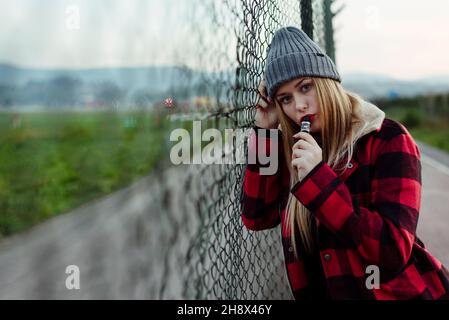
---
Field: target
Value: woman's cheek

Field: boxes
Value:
[311,117,321,132]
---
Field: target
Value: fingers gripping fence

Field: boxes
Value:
[160,0,335,299]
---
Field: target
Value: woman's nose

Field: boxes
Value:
[295,102,308,112]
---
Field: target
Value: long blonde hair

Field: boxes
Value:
[275,77,364,257]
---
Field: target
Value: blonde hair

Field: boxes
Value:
[275,77,364,257]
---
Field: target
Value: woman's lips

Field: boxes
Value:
[300,114,316,123]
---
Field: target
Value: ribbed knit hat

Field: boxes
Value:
[265,26,341,100]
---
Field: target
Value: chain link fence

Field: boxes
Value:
[0,0,337,299]
[163,0,336,299]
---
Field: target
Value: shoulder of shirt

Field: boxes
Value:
[359,117,413,144]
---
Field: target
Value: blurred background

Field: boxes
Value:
[0,0,448,299]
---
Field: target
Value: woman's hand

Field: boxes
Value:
[291,132,323,181]
[254,80,279,129]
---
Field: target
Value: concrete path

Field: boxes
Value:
[416,142,449,267]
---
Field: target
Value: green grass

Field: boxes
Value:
[408,127,449,153]
[3,105,445,239]
[385,106,449,153]
[0,110,169,238]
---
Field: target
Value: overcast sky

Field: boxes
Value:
[334,0,449,80]
[0,0,448,80]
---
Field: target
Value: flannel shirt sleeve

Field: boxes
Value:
[291,130,421,273]
[240,126,283,231]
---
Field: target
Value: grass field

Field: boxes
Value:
[409,127,449,153]
[385,107,449,153]
[0,110,169,238]
[1,105,448,239]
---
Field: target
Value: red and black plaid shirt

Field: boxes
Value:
[241,118,449,300]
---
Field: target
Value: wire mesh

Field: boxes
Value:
[0,0,336,300]
[160,0,335,299]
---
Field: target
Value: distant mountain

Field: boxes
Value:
[1,63,449,104]
[419,75,449,86]
[0,63,187,93]
[0,63,238,109]
[342,72,449,99]
[0,63,236,97]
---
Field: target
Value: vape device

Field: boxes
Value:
[300,115,312,133]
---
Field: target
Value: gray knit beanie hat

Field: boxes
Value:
[265,26,341,100]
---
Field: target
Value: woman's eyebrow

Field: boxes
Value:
[276,78,308,98]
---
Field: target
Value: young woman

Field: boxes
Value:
[240,26,449,300]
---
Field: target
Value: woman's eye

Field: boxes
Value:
[301,84,312,92]
[280,96,291,104]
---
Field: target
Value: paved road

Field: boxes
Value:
[0,141,447,299]
[416,142,449,267]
